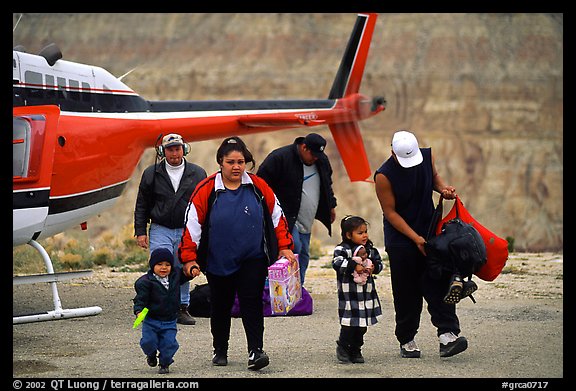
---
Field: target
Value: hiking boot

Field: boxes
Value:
[443,274,463,304]
[336,340,351,363]
[439,332,468,357]
[146,353,158,367]
[158,365,169,374]
[461,280,478,303]
[177,304,196,325]
[212,349,228,366]
[248,349,269,370]
[349,347,365,363]
[400,340,421,358]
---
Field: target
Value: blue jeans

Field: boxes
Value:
[149,223,190,305]
[140,317,179,367]
[291,226,311,285]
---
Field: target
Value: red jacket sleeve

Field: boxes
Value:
[178,175,215,264]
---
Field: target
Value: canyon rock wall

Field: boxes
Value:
[13,13,563,251]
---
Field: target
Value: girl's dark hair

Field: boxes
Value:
[216,136,256,171]
[340,215,369,242]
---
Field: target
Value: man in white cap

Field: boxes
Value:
[373,130,468,359]
[134,133,207,325]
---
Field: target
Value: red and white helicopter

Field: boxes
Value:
[13,13,385,323]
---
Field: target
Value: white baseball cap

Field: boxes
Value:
[392,131,423,168]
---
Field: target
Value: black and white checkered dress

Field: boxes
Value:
[332,242,383,327]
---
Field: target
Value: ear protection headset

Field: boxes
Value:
[155,133,190,158]
[157,143,190,158]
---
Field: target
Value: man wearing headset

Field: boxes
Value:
[134,133,207,325]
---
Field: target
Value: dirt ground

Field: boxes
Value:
[13,252,564,383]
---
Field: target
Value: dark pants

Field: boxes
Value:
[339,325,367,349]
[206,259,268,353]
[386,245,460,345]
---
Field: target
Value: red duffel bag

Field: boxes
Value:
[435,195,509,281]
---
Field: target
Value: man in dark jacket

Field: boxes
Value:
[134,133,207,325]
[257,133,337,285]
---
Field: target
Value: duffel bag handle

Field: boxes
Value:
[427,195,463,240]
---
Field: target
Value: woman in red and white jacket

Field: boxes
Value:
[179,136,294,371]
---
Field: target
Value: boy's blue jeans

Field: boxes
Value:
[140,317,179,367]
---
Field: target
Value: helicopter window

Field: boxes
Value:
[69,79,80,101]
[24,70,42,86]
[81,82,91,102]
[13,117,31,178]
[13,115,48,182]
[24,70,43,99]
[57,77,67,99]
[45,74,56,99]
[45,74,55,87]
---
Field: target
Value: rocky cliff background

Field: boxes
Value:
[13,13,563,251]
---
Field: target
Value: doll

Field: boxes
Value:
[351,245,372,286]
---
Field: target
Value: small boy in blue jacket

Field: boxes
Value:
[133,247,192,374]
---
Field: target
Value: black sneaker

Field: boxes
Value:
[461,280,478,303]
[247,349,269,370]
[158,365,169,374]
[146,353,158,367]
[443,274,463,304]
[212,349,228,366]
[439,332,468,357]
[336,340,351,363]
[400,340,421,358]
[349,348,365,364]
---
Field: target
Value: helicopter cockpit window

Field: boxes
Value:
[13,117,31,178]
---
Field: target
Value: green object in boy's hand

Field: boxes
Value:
[133,307,149,329]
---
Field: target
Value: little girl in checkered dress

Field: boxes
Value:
[332,215,383,363]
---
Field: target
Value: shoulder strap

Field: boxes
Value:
[426,195,444,240]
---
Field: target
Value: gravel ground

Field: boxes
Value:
[13,252,564,383]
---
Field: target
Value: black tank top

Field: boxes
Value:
[374,148,435,248]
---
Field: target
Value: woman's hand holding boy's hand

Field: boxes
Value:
[183,261,201,278]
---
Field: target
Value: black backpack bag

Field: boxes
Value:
[425,217,487,280]
[424,196,487,281]
[187,283,211,318]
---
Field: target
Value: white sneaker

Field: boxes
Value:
[439,332,458,345]
[439,332,468,357]
[400,340,421,358]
